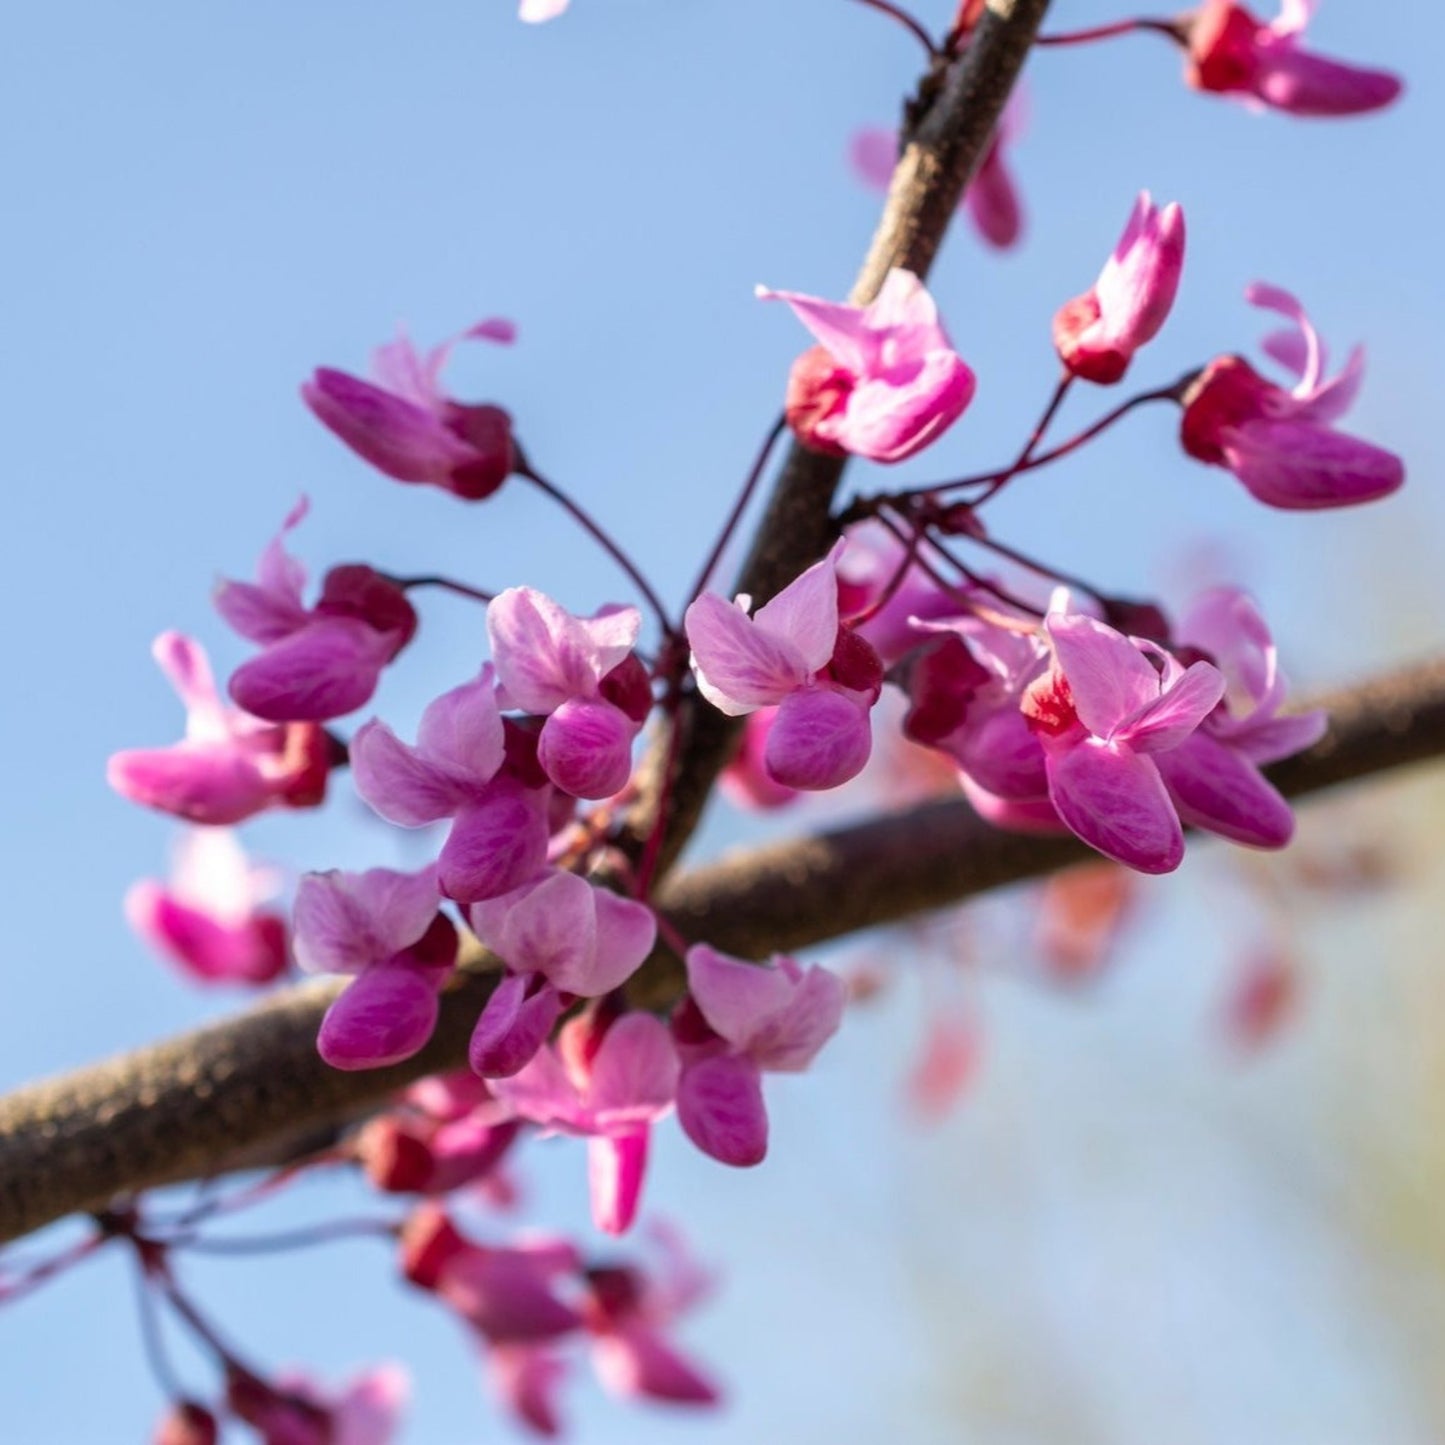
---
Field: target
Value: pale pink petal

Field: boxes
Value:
[750,545,843,672]
[213,577,308,645]
[685,947,797,1045]
[1254,42,1402,117]
[1091,194,1185,352]
[1119,660,1225,752]
[1156,733,1295,848]
[1244,281,1323,394]
[1045,742,1184,873]
[1233,707,1328,765]
[438,1250,582,1344]
[964,138,1023,250]
[592,1326,719,1405]
[490,1045,582,1130]
[677,1054,768,1167]
[838,350,977,462]
[107,745,272,826]
[151,631,223,720]
[491,871,599,983]
[1045,613,1161,736]
[292,865,439,975]
[742,965,847,1073]
[755,284,875,375]
[488,588,631,712]
[414,674,507,781]
[488,1347,568,1438]
[848,127,897,191]
[351,719,478,826]
[318,961,441,1069]
[587,1013,680,1125]
[519,0,570,20]
[764,686,873,791]
[685,593,812,714]
[588,891,659,995]
[332,1364,409,1445]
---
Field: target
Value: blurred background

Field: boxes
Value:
[2,1,1443,1440]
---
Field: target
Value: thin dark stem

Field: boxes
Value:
[517,464,673,634]
[972,370,1073,505]
[684,416,787,610]
[1035,17,1183,47]
[916,519,1047,619]
[848,0,939,56]
[171,1218,400,1257]
[132,1257,187,1402]
[871,510,974,613]
[394,575,496,606]
[967,528,1107,602]
[845,515,926,628]
[0,1230,105,1304]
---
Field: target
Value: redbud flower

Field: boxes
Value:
[1024,606,1225,874]
[1180,283,1404,509]
[487,588,648,800]
[850,91,1026,250]
[488,1345,570,1436]
[350,670,551,903]
[1184,0,1402,117]
[215,498,416,723]
[686,543,882,791]
[125,828,288,986]
[226,1364,408,1445]
[302,319,517,501]
[1053,192,1185,384]
[757,269,976,463]
[108,633,330,825]
[674,946,846,1167]
[467,868,657,1077]
[492,1011,680,1235]
[293,864,455,1070]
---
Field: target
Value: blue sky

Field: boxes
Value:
[2,2,1442,1441]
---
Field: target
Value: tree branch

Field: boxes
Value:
[2,653,1442,1246]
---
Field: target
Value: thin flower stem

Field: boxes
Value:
[394,574,496,606]
[914,518,1046,619]
[967,528,1108,602]
[845,515,926,628]
[132,1257,187,1403]
[653,909,692,961]
[1035,17,1183,47]
[517,464,674,635]
[847,0,939,57]
[871,510,973,612]
[165,1155,344,1231]
[685,415,787,611]
[0,1230,106,1304]
[170,1218,400,1257]
[971,370,1074,505]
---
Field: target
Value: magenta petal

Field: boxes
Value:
[587,1013,680,1125]
[488,1347,568,1438]
[1156,734,1295,849]
[538,699,636,799]
[438,1251,582,1345]
[351,719,475,826]
[292,865,439,975]
[318,961,440,1070]
[838,349,977,463]
[1121,660,1225,753]
[677,1054,768,1167]
[439,785,550,903]
[685,593,810,715]
[686,945,796,1046]
[1254,44,1402,118]
[751,546,842,674]
[414,675,506,780]
[469,974,563,1078]
[1222,419,1404,510]
[588,1131,650,1236]
[964,139,1023,250]
[213,577,308,645]
[763,687,873,791]
[593,1326,720,1405]
[228,620,390,722]
[586,891,658,995]
[848,127,897,191]
[1045,741,1184,874]
[1233,707,1328,766]
[107,745,272,825]
[1047,613,1161,735]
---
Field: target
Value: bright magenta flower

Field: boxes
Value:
[757,269,976,463]
[1180,282,1404,509]
[1053,192,1185,384]
[303,319,516,501]
[1185,0,1402,117]
[125,829,288,986]
[108,633,331,825]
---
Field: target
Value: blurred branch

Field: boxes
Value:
[1,652,1442,1245]
[623,0,1053,880]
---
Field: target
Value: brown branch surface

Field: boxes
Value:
[1,654,1442,1245]
[625,0,1053,881]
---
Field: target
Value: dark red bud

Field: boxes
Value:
[827,626,884,695]
[400,1203,472,1290]
[599,653,653,724]
[894,634,989,746]
[317,565,419,651]
[358,1116,437,1194]
[782,345,852,457]
[442,403,515,500]
[1179,354,1274,464]
[1053,291,1130,385]
[154,1401,219,1445]
[1101,597,1171,644]
[583,1265,644,1327]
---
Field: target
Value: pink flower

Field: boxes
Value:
[108,633,331,825]
[1153,587,1326,847]
[685,543,882,791]
[1053,192,1186,385]
[849,92,1026,250]
[293,864,456,1070]
[488,1346,570,1436]
[125,828,288,986]
[467,868,657,1077]
[757,269,976,462]
[1184,0,1402,117]
[718,709,800,811]
[226,1363,408,1445]
[673,946,846,1167]
[1023,605,1225,874]
[492,1011,680,1235]
[215,498,416,723]
[487,588,649,800]
[302,319,517,501]
[350,671,551,904]
[1179,282,1404,509]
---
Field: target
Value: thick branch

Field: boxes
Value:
[1,654,1442,1245]
[626,0,1053,880]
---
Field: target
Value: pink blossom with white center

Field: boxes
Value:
[466,868,657,1077]
[1022,602,1225,873]
[1179,282,1404,510]
[757,268,977,463]
[125,828,288,986]
[685,543,882,791]
[1053,192,1186,385]
[486,588,649,800]
[350,669,552,904]
[108,632,331,825]
[293,864,456,1069]
[226,1363,408,1445]
[214,498,416,723]
[492,1011,680,1235]
[302,319,517,501]
[849,91,1026,250]
[673,946,846,1168]
[1185,0,1402,117]
[1153,587,1327,847]
[583,1223,720,1408]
